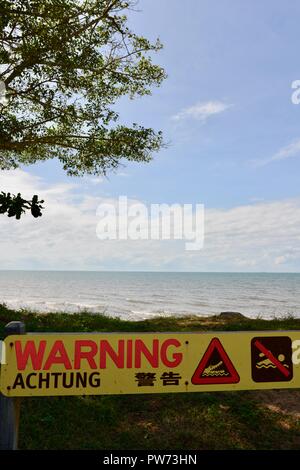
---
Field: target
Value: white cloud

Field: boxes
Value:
[172,100,232,122]
[0,169,300,271]
[275,255,289,265]
[88,177,103,185]
[255,138,300,167]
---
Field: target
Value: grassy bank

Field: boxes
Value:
[1,304,300,450]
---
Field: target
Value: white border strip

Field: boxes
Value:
[0,340,6,365]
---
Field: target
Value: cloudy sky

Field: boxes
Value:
[1,0,300,272]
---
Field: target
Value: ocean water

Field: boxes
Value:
[0,271,299,320]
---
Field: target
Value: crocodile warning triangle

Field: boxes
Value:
[191,338,240,385]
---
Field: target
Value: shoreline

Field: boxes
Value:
[0,271,299,321]
[1,303,300,337]
[0,301,298,323]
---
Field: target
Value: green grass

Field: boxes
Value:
[19,391,300,450]
[1,303,300,450]
[1,303,300,336]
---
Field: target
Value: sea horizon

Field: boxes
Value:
[0,269,299,274]
[0,271,299,320]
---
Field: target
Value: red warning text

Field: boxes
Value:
[14,338,183,371]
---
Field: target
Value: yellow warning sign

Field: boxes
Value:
[1,331,300,397]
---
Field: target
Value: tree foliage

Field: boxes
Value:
[0,0,166,217]
[0,192,44,218]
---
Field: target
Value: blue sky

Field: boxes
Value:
[32,0,300,207]
[1,0,300,271]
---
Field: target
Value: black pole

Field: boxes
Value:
[0,321,26,450]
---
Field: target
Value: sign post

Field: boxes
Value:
[0,321,25,450]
